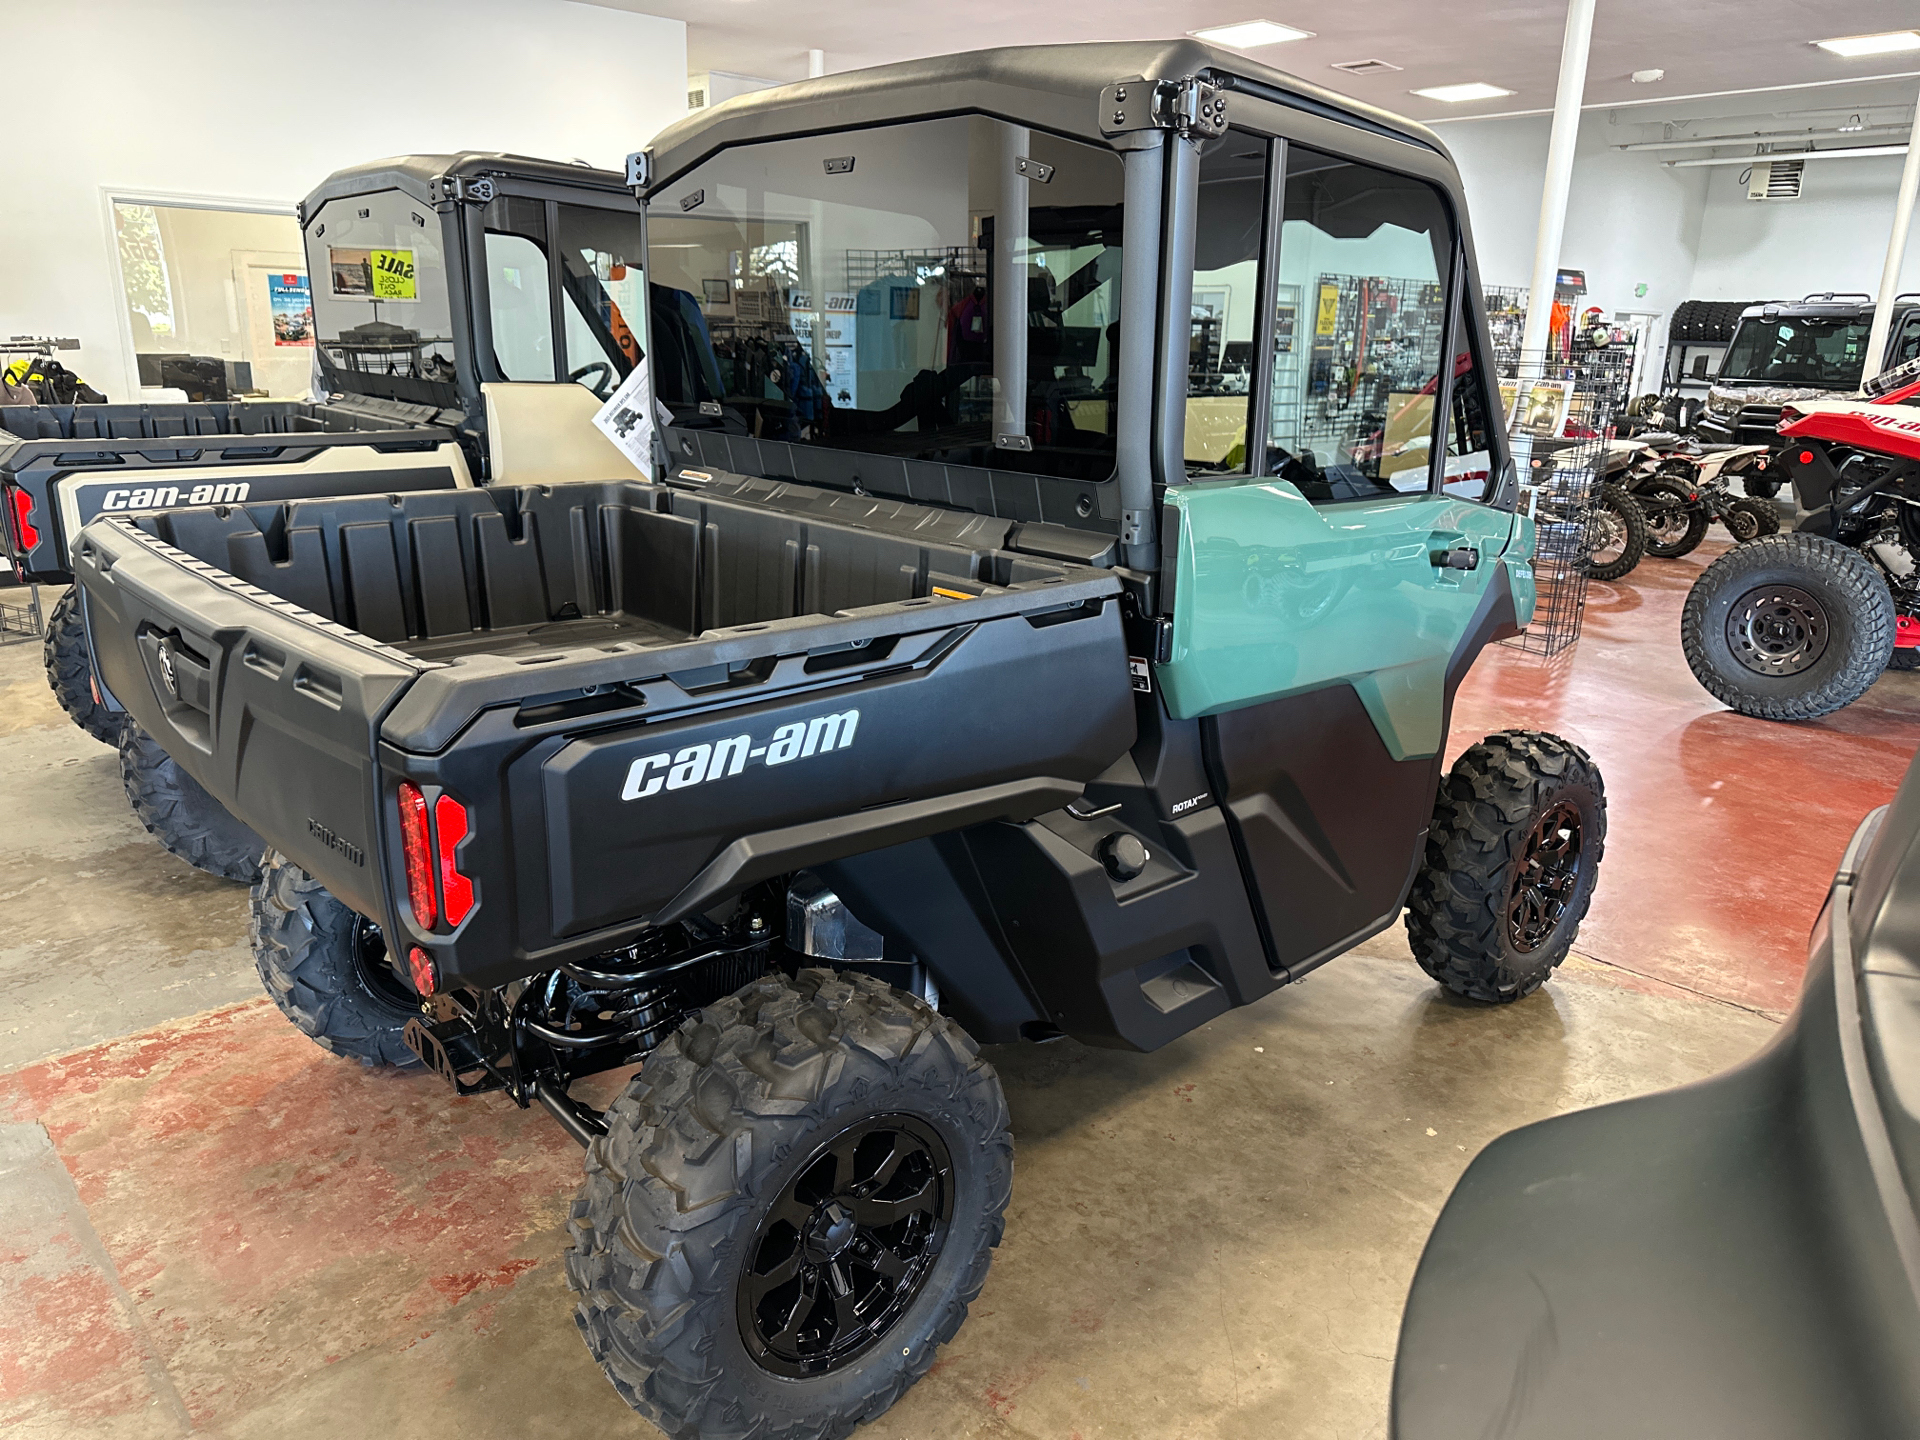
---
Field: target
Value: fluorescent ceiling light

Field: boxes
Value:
[1190,20,1315,49]
[1411,81,1515,103]
[1815,31,1920,58]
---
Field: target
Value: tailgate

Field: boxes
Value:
[74,516,420,917]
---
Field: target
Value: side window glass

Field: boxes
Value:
[1186,134,1268,473]
[1442,300,1496,500]
[555,201,648,397]
[483,197,555,381]
[1268,146,1453,502]
[1897,318,1920,367]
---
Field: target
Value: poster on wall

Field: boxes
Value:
[822,292,858,407]
[268,273,313,346]
[329,248,373,297]
[1513,379,1574,438]
[1315,282,1340,337]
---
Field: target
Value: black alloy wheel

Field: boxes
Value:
[1725,584,1828,678]
[1506,801,1585,954]
[738,1114,955,1377]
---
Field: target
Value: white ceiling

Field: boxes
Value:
[588,0,1920,124]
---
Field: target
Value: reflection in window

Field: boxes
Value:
[311,189,458,406]
[645,115,1125,483]
[1186,135,1268,473]
[1267,146,1453,503]
[1442,298,1497,501]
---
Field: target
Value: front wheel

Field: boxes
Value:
[1586,485,1646,581]
[1636,477,1708,559]
[43,588,122,744]
[1406,731,1607,1003]
[567,969,1012,1440]
[1681,534,1895,720]
[120,724,265,881]
[1722,496,1780,543]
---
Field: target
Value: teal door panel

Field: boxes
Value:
[1160,481,1519,761]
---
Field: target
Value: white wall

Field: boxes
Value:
[1433,80,1920,357]
[0,0,687,401]
[1436,109,1710,322]
[1689,153,1920,301]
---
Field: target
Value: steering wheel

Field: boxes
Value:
[569,361,614,398]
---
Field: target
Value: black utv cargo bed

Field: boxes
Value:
[75,472,1134,986]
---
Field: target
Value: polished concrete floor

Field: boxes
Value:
[2,546,1916,1439]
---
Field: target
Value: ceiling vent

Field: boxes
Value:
[1331,58,1403,75]
[1747,159,1805,201]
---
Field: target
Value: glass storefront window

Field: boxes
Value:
[112,201,311,400]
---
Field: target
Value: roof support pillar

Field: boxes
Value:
[1867,91,1920,381]
[1519,0,1596,366]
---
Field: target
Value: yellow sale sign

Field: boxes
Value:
[370,248,417,300]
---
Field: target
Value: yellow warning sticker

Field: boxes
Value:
[1315,283,1340,336]
[370,248,417,300]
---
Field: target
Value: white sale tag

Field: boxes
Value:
[592,359,656,479]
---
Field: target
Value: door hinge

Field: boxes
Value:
[440,174,498,205]
[625,150,651,196]
[1100,77,1231,140]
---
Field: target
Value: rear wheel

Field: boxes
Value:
[1723,497,1780,542]
[1743,476,1782,500]
[567,969,1011,1440]
[1681,534,1895,720]
[43,588,121,744]
[250,849,422,1067]
[120,724,265,881]
[1406,731,1607,1003]
[1636,477,1708,559]
[1586,485,1646,581]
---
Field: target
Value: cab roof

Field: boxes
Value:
[301,152,629,218]
[645,39,1451,192]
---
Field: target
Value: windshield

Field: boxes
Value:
[308,190,460,408]
[1719,315,1872,388]
[646,116,1126,482]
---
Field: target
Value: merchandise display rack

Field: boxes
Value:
[1495,347,1635,658]
[0,582,44,644]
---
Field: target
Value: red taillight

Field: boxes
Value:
[9,489,38,550]
[408,946,437,995]
[435,794,474,925]
[397,781,436,928]
[1799,450,1814,465]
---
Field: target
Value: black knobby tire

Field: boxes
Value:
[1722,496,1780,542]
[1587,485,1647,581]
[119,724,266,882]
[1743,476,1782,500]
[43,588,122,745]
[250,849,423,1068]
[567,968,1013,1440]
[1681,534,1895,721]
[1890,647,1920,672]
[1406,731,1607,1004]
[1635,476,1708,559]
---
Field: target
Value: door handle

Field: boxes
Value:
[1429,543,1480,571]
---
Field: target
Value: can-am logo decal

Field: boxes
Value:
[621,709,860,801]
[98,482,252,512]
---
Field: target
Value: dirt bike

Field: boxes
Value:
[1683,358,1920,719]
[1601,436,1781,559]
